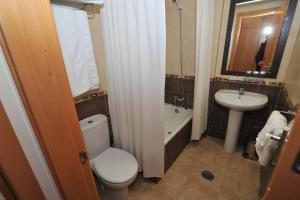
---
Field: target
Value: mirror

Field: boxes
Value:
[221,0,298,78]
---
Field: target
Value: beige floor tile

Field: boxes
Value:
[220,152,260,200]
[145,169,188,199]
[129,187,174,200]
[171,150,196,176]
[188,160,227,192]
[129,174,152,191]
[177,179,220,200]
[217,187,241,200]
[128,136,260,200]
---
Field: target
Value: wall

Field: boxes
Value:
[88,11,108,92]
[207,78,287,145]
[165,0,196,77]
[165,76,194,108]
[75,93,113,144]
[284,29,300,105]
[212,0,300,82]
[206,0,300,145]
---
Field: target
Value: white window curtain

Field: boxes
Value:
[191,0,215,140]
[101,0,166,178]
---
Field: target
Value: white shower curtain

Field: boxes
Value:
[191,0,215,140]
[101,0,166,178]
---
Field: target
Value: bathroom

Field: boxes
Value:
[0,0,300,200]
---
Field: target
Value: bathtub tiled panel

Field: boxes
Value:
[207,78,284,146]
[165,76,195,109]
[165,120,192,172]
[75,94,114,145]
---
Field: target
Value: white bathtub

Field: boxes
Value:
[164,104,193,144]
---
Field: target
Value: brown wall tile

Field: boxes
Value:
[75,94,113,145]
[165,76,195,109]
[207,78,285,146]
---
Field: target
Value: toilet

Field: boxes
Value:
[80,114,138,200]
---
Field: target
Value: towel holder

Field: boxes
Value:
[268,126,290,142]
[52,0,100,19]
[279,110,296,116]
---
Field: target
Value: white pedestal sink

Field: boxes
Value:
[215,89,268,153]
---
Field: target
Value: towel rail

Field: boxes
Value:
[278,110,296,116]
[52,0,102,19]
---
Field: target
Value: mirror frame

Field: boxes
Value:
[221,0,298,78]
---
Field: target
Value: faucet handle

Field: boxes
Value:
[239,88,245,95]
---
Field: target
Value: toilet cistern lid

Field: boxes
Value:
[92,147,138,184]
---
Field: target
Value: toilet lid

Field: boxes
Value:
[92,147,138,184]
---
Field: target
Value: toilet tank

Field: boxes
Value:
[80,114,110,159]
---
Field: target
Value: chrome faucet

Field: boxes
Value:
[174,96,185,106]
[239,88,245,95]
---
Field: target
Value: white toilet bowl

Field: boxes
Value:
[80,114,138,200]
[91,147,138,200]
[99,173,137,200]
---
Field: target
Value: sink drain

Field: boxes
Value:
[168,131,172,135]
[201,170,214,181]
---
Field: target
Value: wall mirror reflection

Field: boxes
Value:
[221,0,298,78]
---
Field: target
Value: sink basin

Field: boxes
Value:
[214,89,268,153]
[215,89,268,111]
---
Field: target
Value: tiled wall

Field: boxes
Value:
[75,93,114,145]
[165,0,196,76]
[74,75,196,147]
[207,78,293,146]
[165,75,195,109]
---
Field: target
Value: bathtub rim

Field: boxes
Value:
[164,104,193,145]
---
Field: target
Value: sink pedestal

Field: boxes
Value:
[224,110,244,153]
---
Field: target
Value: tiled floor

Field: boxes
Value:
[128,136,260,200]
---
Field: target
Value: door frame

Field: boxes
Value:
[0,45,61,199]
[0,0,99,199]
[0,101,45,199]
[1,0,299,199]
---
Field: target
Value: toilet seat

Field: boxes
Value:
[92,147,138,184]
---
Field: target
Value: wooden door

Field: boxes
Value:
[264,109,300,199]
[0,0,99,199]
[0,173,16,200]
[0,101,45,199]
[234,13,283,72]
[234,16,264,71]
[229,8,284,72]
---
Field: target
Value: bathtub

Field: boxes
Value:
[164,104,193,144]
[164,104,193,171]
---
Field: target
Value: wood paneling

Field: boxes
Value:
[0,0,99,199]
[0,173,15,200]
[0,101,44,199]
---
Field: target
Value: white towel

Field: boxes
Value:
[51,4,100,97]
[255,111,287,166]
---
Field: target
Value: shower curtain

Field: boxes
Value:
[101,0,166,178]
[191,0,215,140]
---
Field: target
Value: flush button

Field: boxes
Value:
[292,149,300,174]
